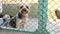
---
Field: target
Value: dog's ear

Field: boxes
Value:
[25,2,31,9]
[29,4,31,9]
[19,2,23,6]
[18,2,23,9]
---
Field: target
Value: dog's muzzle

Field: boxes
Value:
[21,8,28,13]
[22,8,27,11]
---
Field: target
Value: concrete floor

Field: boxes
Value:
[0,18,38,34]
[46,19,60,34]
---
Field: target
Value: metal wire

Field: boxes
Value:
[47,0,60,34]
[1,0,38,32]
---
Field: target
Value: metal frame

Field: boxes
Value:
[0,0,50,34]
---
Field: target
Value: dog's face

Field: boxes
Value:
[19,2,31,16]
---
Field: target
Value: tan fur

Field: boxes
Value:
[16,14,28,29]
[16,2,31,29]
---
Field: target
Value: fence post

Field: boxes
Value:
[38,0,50,34]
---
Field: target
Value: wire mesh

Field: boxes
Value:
[46,0,60,34]
[1,0,60,34]
[0,0,38,32]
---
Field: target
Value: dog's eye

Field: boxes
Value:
[26,6,29,9]
[20,6,23,9]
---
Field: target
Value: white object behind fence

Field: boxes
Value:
[0,0,3,25]
[0,0,2,14]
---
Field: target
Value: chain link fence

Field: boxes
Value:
[0,0,60,34]
[0,0,38,32]
[46,0,60,34]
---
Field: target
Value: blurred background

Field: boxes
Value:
[47,0,60,34]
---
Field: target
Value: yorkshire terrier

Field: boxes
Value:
[15,2,31,29]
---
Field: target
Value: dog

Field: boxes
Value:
[9,2,31,29]
[3,14,11,26]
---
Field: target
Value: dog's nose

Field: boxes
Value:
[22,8,26,11]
